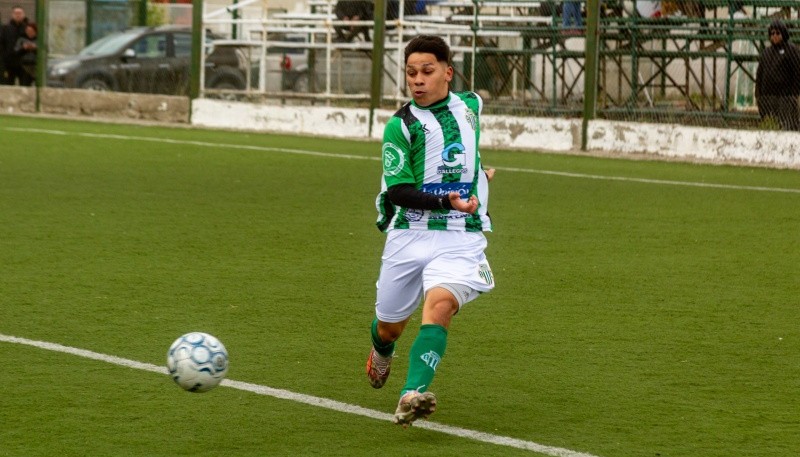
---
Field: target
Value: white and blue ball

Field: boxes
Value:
[167,332,229,392]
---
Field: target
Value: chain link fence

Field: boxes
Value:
[10,0,800,132]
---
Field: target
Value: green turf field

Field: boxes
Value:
[1,114,798,457]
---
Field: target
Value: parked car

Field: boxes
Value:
[47,26,247,95]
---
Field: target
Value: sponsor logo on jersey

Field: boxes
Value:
[405,208,424,221]
[437,166,469,175]
[429,212,468,221]
[382,142,405,176]
[421,182,473,198]
[439,143,467,174]
[441,143,466,165]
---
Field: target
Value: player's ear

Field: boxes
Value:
[445,65,454,83]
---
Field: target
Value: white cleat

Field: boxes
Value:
[392,390,437,428]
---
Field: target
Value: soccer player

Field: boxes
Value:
[366,34,495,427]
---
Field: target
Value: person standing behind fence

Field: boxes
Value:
[14,22,36,85]
[334,1,373,42]
[756,20,800,132]
[1,6,29,85]
[562,0,583,34]
[0,12,5,83]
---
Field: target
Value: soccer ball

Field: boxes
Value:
[167,332,229,392]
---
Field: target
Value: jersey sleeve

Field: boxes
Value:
[381,116,416,187]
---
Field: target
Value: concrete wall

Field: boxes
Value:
[587,119,800,169]
[3,90,798,169]
[40,88,189,123]
[0,86,36,113]
[191,98,581,152]
[192,99,800,169]
[0,86,189,123]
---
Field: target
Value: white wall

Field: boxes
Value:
[192,99,800,169]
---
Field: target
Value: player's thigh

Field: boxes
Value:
[375,230,429,323]
[423,231,494,294]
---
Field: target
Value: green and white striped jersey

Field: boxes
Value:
[376,91,492,232]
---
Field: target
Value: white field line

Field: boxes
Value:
[4,127,800,195]
[0,333,600,457]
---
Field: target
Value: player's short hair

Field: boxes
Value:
[404,35,451,66]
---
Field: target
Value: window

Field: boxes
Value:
[174,33,192,58]
[133,34,168,58]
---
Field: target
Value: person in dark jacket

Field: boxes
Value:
[756,20,800,131]
[1,6,29,85]
[334,1,373,42]
[13,22,36,85]
[0,12,5,83]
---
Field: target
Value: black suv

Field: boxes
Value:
[47,26,247,95]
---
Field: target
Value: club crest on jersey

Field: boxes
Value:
[465,110,478,131]
[382,142,405,176]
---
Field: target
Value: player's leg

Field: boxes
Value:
[393,286,464,427]
[393,232,494,427]
[368,230,426,389]
[367,317,408,389]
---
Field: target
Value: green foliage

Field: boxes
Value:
[0,115,799,457]
[758,116,781,130]
[146,2,167,27]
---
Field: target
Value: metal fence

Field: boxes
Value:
[11,0,800,132]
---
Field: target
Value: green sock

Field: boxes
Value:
[401,324,448,396]
[371,318,395,357]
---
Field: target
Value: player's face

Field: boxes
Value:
[406,52,453,107]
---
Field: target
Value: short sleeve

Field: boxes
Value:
[382,116,416,187]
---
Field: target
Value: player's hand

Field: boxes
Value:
[448,192,478,214]
[485,168,495,182]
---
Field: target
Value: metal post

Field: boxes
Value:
[85,0,93,45]
[722,7,735,118]
[232,0,239,39]
[189,0,202,118]
[138,0,148,26]
[35,0,47,112]
[581,0,600,151]
[368,0,387,138]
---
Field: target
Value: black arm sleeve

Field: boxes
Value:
[387,184,453,210]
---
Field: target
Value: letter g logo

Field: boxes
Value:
[442,143,466,166]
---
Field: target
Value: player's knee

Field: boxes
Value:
[377,321,405,342]
[422,297,459,327]
[431,298,459,318]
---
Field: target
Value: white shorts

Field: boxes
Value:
[375,229,495,323]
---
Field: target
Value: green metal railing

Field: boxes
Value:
[29,0,800,133]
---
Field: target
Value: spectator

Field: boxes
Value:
[562,1,583,33]
[334,1,373,42]
[1,6,28,85]
[386,0,416,20]
[409,0,442,15]
[756,20,800,131]
[13,22,36,85]
[0,12,5,83]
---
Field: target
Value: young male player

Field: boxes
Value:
[367,35,495,427]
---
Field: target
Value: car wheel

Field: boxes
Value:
[80,77,111,91]
[207,67,246,90]
[291,72,309,92]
